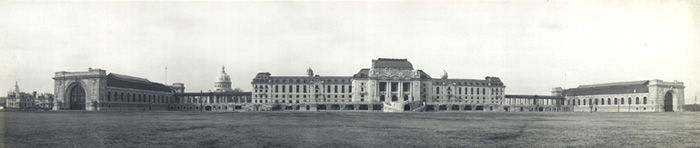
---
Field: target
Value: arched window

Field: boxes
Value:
[643,97,647,104]
[583,99,587,105]
[594,98,598,105]
[635,97,639,104]
[614,98,617,105]
[607,98,611,105]
[577,99,581,106]
[628,97,632,105]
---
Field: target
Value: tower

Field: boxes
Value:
[307,67,314,77]
[441,70,448,79]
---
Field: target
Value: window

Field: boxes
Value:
[341,85,345,93]
[436,87,440,94]
[614,98,618,105]
[643,97,647,104]
[594,99,598,105]
[379,82,387,91]
[577,99,581,106]
[403,83,410,92]
[390,82,398,92]
[607,98,611,105]
[636,97,639,104]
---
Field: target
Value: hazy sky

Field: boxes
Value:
[1,0,699,104]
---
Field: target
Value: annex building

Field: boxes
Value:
[555,80,685,112]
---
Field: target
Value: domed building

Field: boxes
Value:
[214,66,234,92]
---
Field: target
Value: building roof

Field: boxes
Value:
[106,73,173,92]
[417,70,432,79]
[563,80,649,96]
[353,68,370,78]
[372,58,413,70]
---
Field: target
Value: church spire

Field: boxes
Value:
[14,81,19,93]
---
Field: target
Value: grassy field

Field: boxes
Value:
[1,111,699,147]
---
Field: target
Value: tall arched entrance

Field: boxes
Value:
[68,84,86,110]
[664,92,673,112]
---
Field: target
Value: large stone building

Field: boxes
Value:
[251,58,506,112]
[53,68,175,111]
[555,80,685,112]
[51,60,685,113]
[53,67,251,112]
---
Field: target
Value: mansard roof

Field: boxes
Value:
[106,73,173,92]
[563,80,649,96]
[372,58,414,70]
[353,68,370,78]
[417,70,432,79]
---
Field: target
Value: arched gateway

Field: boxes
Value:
[664,91,673,112]
[68,84,86,110]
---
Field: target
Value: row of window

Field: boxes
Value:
[569,97,648,106]
[378,82,411,92]
[435,87,503,96]
[254,84,353,94]
[265,79,350,83]
[175,96,251,104]
[433,81,489,86]
[106,91,171,104]
[253,99,354,104]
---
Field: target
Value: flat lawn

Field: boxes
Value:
[1,111,699,147]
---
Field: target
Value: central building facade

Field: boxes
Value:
[251,58,506,112]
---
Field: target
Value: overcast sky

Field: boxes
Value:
[1,0,698,104]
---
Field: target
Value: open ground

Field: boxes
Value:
[1,111,699,147]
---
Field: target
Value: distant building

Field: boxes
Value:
[4,82,54,110]
[556,80,685,112]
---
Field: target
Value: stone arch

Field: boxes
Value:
[404,104,411,111]
[664,91,674,112]
[67,82,86,110]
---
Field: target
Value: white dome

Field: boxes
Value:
[216,67,231,82]
[214,66,233,92]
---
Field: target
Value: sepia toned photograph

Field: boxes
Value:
[1,0,699,147]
